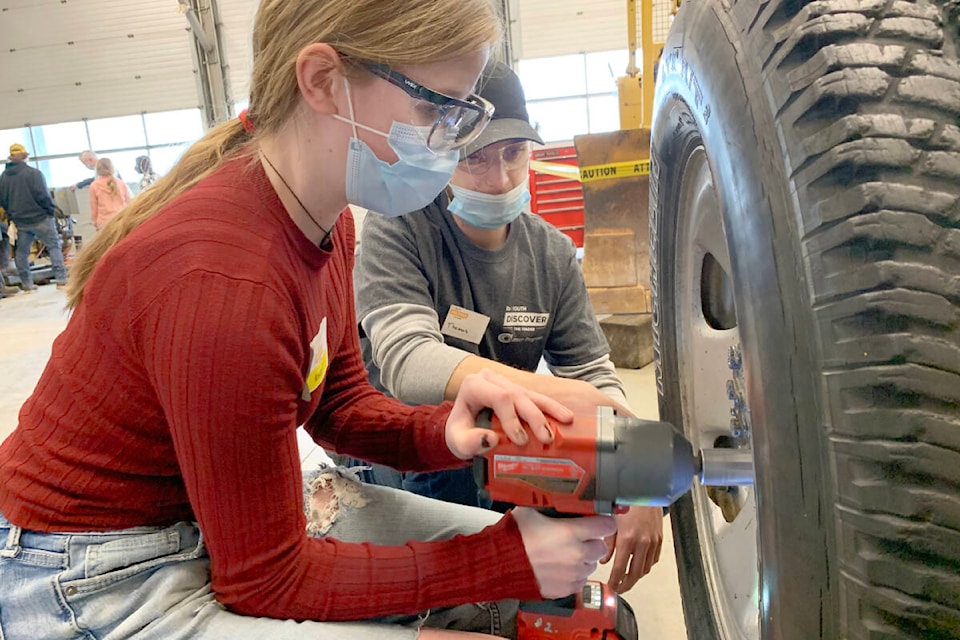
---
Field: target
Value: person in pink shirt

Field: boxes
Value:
[89,157,131,230]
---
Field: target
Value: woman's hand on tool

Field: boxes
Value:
[445,369,572,460]
[513,507,618,599]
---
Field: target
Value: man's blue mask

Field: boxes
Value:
[448,179,531,230]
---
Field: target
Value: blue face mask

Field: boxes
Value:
[334,80,458,217]
[448,179,531,230]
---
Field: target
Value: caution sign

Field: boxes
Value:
[579,159,651,183]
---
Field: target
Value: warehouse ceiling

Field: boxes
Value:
[0,0,628,131]
[0,0,199,129]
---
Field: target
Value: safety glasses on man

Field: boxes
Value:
[361,61,495,153]
[460,140,530,175]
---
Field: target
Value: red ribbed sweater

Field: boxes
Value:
[0,156,540,620]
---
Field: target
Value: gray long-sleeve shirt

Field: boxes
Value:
[354,192,628,408]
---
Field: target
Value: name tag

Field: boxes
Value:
[441,305,489,345]
[302,318,329,401]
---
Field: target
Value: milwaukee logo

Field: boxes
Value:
[497,461,520,474]
[493,455,584,480]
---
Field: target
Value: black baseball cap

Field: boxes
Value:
[463,61,543,157]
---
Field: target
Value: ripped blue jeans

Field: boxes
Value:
[0,464,517,640]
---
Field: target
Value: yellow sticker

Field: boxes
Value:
[579,159,651,183]
[303,318,328,400]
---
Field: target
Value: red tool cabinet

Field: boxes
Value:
[528,146,585,248]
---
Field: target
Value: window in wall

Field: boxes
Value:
[516,50,628,143]
[585,50,630,94]
[526,99,589,143]
[38,153,141,194]
[150,144,190,175]
[99,149,148,186]
[0,128,34,157]
[37,157,93,189]
[32,121,90,157]
[13,108,206,188]
[144,109,204,146]
[587,95,621,134]
[516,54,587,100]
[88,115,147,151]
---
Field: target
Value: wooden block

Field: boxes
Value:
[582,230,638,288]
[587,285,650,315]
[599,313,654,369]
[574,130,653,292]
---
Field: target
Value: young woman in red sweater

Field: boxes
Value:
[0,1,616,638]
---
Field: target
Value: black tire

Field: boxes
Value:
[650,0,960,639]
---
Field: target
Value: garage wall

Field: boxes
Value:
[1,0,638,131]
[0,0,198,130]
[513,0,628,60]
[217,0,633,103]
[216,0,258,106]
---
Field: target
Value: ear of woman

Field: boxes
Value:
[296,43,343,115]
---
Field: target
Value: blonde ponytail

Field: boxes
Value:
[67,120,252,308]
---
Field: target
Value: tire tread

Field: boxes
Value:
[759,0,960,635]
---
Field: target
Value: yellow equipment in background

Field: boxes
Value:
[618,0,673,129]
[529,0,673,177]
[527,0,678,366]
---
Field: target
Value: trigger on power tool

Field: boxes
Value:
[517,580,638,640]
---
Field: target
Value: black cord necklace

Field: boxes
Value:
[259,150,334,249]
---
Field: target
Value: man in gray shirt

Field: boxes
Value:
[354,62,663,594]
[356,189,625,407]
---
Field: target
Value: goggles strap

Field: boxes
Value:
[332,80,390,141]
[344,78,359,138]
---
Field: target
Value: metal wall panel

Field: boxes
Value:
[515,0,627,60]
[0,0,198,129]
[216,0,628,102]
[216,0,257,105]
[0,0,629,130]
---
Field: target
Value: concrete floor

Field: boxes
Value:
[0,283,688,638]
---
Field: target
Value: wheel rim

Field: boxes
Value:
[674,145,760,639]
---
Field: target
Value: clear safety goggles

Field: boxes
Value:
[460,141,531,175]
[361,62,495,154]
